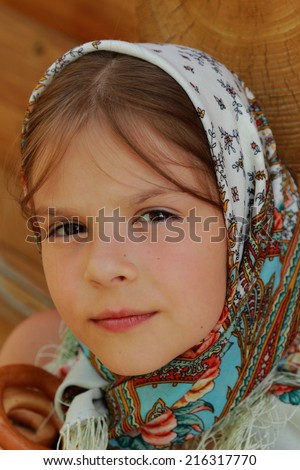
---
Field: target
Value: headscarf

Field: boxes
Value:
[21,41,300,450]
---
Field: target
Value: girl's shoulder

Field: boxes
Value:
[0,309,61,367]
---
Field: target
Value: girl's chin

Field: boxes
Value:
[97,354,174,377]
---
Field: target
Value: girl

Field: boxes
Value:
[2,40,300,449]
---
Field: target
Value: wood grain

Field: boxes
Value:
[0,0,138,43]
[137,0,300,178]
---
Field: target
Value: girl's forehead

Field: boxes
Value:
[34,118,210,198]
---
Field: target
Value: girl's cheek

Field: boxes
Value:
[41,246,75,294]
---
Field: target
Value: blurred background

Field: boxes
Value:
[0,0,299,347]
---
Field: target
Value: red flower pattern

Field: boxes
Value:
[139,409,177,446]
[173,355,221,408]
[273,208,283,230]
[269,384,295,396]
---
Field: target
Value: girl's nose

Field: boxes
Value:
[84,239,138,288]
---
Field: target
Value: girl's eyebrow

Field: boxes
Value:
[34,188,181,216]
[35,187,183,217]
[34,207,81,218]
[129,187,181,205]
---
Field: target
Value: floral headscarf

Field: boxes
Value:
[21,41,300,449]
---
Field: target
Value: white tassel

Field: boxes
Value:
[58,415,109,450]
[194,370,300,450]
[56,387,110,450]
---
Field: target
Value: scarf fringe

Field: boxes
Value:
[57,416,109,450]
[39,327,300,449]
[193,370,300,450]
[36,325,80,374]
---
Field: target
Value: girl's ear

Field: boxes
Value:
[137,0,300,182]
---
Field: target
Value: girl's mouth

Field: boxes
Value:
[90,309,157,332]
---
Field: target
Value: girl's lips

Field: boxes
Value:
[91,311,157,332]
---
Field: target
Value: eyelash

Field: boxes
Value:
[133,209,181,224]
[48,221,86,239]
[47,209,181,240]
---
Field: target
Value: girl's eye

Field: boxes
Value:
[135,210,181,224]
[48,221,87,239]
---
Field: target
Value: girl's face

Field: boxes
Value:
[33,120,227,376]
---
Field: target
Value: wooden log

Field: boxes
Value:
[137,0,300,178]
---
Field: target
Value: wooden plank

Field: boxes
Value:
[0,0,138,43]
[0,303,17,348]
[0,166,48,287]
[0,4,78,171]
